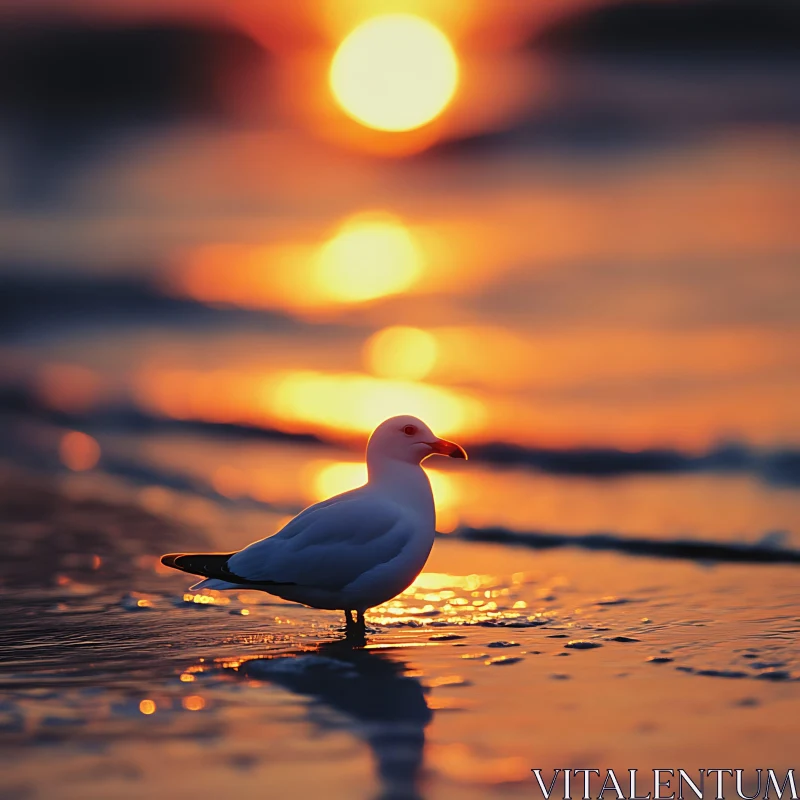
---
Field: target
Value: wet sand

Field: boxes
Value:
[1,474,797,800]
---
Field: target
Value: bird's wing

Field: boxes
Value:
[226,492,414,592]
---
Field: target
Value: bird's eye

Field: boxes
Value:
[403,425,417,436]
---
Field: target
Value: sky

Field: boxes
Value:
[1,0,798,452]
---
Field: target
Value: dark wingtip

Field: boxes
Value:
[160,553,183,569]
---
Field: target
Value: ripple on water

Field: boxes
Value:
[695,669,748,679]
[427,675,471,688]
[3,473,800,800]
[596,597,633,606]
[565,640,603,650]
[754,670,794,682]
[243,655,360,679]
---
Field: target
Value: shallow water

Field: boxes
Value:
[1,473,798,799]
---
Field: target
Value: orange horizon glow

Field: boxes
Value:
[129,333,800,453]
[134,366,486,441]
[271,370,484,438]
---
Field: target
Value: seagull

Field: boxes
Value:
[161,415,467,636]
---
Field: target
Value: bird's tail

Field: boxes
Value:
[161,551,294,591]
[161,552,238,581]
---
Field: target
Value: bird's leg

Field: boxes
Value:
[356,610,366,634]
[344,609,355,630]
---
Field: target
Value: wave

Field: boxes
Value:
[454,525,800,565]
[3,387,799,488]
[60,451,800,565]
[472,440,800,487]
[1,419,797,566]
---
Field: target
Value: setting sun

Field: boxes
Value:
[330,14,459,132]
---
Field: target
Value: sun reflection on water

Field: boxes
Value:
[134,364,484,439]
[172,211,426,315]
[138,699,156,715]
[182,592,231,606]
[176,568,551,632]
[364,325,438,380]
[365,570,550,628]
[272,370,484,436]
[315,212,424,302]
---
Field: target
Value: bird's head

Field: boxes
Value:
[367,415,468,466]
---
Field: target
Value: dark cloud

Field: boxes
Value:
[532,0,800,60]
[431,0,800,157]
[0,19,270,205]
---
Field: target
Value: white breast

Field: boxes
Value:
[226,461,437,612]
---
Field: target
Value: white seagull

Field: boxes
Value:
[161,415,467,635]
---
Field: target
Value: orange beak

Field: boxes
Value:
[428,438,468,460]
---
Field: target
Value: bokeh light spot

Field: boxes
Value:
[139,699,156,715]
[330,14,459,132]
[59,431,101,472]
[182,695,206,711]
[365,326,438,380]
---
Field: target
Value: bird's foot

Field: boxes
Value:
[340,609,369,643]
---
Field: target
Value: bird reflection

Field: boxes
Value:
[239,641,432,800]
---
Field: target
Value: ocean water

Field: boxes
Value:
[1,469,798,799]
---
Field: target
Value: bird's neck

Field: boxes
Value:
[367,458,435,522]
